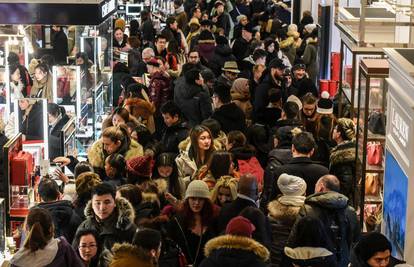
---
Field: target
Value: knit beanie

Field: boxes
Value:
[292,58,306,72]
[317,91,333,114]
[337,118,356,140]
[277,173,307,196]
[127,155,154,178]
[76,172,102,197]
[225,216,256,237]
[304,23,317,34]
[355,232,392,262]
[185,180,210,199]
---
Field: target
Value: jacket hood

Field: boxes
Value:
[124,97,156,115]
[111,243,154,267]
[305,191,349,210]
[268,199,301,225]
[215,44,233,57]
[204,235,270,261]
[284,246,333,260]
[10,238,59,267]
[306,37,318,45]
[330,140,356,166]
[38,200,74,225]
[84,197,135,231]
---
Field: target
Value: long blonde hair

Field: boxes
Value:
[211,176,238,204]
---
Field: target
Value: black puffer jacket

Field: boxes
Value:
[329,140,356,201]
[288,192,360,267]
[161,120,189,154]
[199,235,270,267]
[211,103,246,133]
[209,44,237,77]
[37,200,82,244]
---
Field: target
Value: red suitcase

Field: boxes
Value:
[331,52,340,82]
[11,151,34,186]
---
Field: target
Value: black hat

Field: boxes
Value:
[292,58,306,72]
[213,83,231,103]
[216,35,229,45]
[214,0,225,8]
[242,23,253,33]
[354,232,392,262]
[269,58,286,70]
[317,91,333,114]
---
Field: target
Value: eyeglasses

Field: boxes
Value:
[79,244,97,250]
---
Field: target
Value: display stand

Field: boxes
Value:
[382,48,414,263]
[355,58,388,232]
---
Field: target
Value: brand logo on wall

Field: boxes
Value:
[101,0,116,18]
[391,107,409,148]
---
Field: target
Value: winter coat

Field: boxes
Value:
[87,139,143,177]
[11,237,83,267]
[216,74,233,90]
[148,71,172,110]
[48,113,70,160]
[288,191,360,267]
[199,235,269,267]
[215,13,232,38]
[109,243,155,267]
[175,143,198,186]
[141,19,156,43]
[52,30,68,64]
[76,197,137,251]
[30,73,53,102]
[209,44,237,77]
[329,140,356,200]
[217,197,258,233]
[279,38,297,65]
[211,103,246,133]
[253,74,284,124]
[269,157,329,200]
[37,200,82,244]
[173,77,212,127]
[232,37,250,64]
[292,76,318,99]
[123,97,156,133]
[349,244,404,267]
[161,120,189,154]
[302,37,319,84]
[283,246,338,267]
[231,81,253,122]
[197,42,216,63]
[18,100,44,140]
[268,197,304,267]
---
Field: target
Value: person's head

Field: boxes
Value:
[189,125,214,166]
[292,131,315,157]
[133,228,162,260]
[91,183,117,220]
[292,61,307,80]
[302,92,317,118]
[211,176,238,206]
[73,229,100,265]
[160,101,182,127]
[269,58,285,80]
[75,171,102,201]
[166,16,178,31]
[187,49,200,64]
[226,130,246,150]
[185,68,204,86]
[126,155,154,184]
[47,103,64,125]
[34,63,49,81]
[155,34,167,52]
[207,151,234,180]
[274,126,301,149]
[268,88,282,106]
[142,47,155,63]
[10,64,21,83]
[116,184,143,208]
[105,153,126,178]
[191,7,202,19]
[146,58,161,75]
[253,64,265,82]
[111,107,130,127]
[131,124,152,147]
[201,118,221,139]
[38,178,60,202]
[24,208,54,252]
[354,232,392,267]
[200,18,212,31]
[7,52,20,65]
[241,24,253,42]
[18,99,32,111]
[212,84,231,108]
[315,175,341,193]
[277,173,307,197]
[102,124,130,155]
[128,35,141,49]
[184,180,211,214]
[264,38,276,54]
[282,101,300,120]
[114,27,124,43]
[238,174,258,200]
[289,216,332,249]
[74,161,94,179]
[75,52,89,67]
[222,61,240,81]
[333,118,355,143]
[155,152,177,179]
[237,14,248,26]
[215,1,225,14]
[225,215,255,238]
[252,49,267,65]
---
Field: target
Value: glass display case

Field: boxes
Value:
[52,65,81,118]
[355,58,389,232]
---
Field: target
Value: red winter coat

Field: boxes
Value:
[148,71,172,110]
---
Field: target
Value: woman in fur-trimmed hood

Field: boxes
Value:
[199,216,270,267]
[76,197,137,251]
[330,118,356,202]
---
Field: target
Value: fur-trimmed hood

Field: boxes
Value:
[204,235,270,262]
[84,197,135,231]
[330,140,356,166]
[110,243,155,267]
[284,246,333,261]
[124,97,156,118]
[306,37,318,45]
[268,199,302,226]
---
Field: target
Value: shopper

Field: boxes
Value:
[288,175,360,267]
[132,228,162,265]
[209,35,236,77]
[217,61,240,89]
[160,101,189,155]
[126,155,154,185]
[200,216,269,267]
[301,92,318,134]
[103,153,127,187]
[230,78,253,125]
[47,103,70,159]
[37,178,82,244]
[146,58,172,111]
[195,151,236,189]
[76,183,137,251]
[73,172,102,220]
[167,180,219,266]
[9,64,32,99]
[51,25,69,64]
[30,62,53,101]
[210,176,238,207]
[10,208,83,267]
[72,229,102,267]
[212,0,231,38]
[291,59,318,98]
[16,99,44,141]
[116,184,143,226]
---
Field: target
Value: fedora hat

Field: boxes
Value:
[222,61,240,73]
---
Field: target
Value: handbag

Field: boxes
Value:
[368,111,386,135]
[367,142,383,165]
[365,173,380,196]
